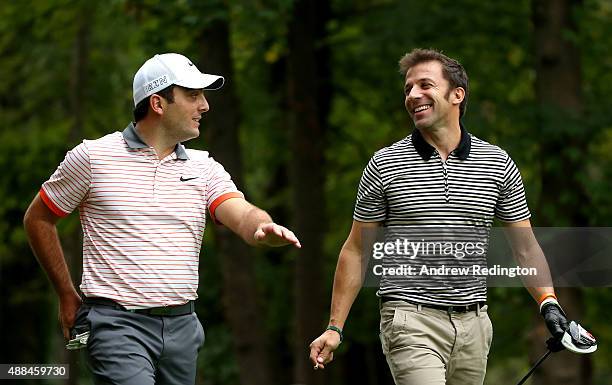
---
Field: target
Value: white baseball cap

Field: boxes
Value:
[133,53,224,106]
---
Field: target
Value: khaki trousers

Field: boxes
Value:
[379,300,493,385]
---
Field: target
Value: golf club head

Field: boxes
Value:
[561,321,597,354]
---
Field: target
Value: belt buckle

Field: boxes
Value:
[149,307,172,316]
[447,305,467,313]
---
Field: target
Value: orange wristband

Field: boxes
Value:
[538,293,557,304]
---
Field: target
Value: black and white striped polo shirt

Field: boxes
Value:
[354,126,531,305]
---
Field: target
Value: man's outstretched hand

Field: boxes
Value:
[254,222,301,248]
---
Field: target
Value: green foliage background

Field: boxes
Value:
[0,0,610,384]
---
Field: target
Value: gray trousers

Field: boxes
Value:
[74,304,205,385]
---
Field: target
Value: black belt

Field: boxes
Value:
[83,297,195,316]
[381,297,485,313]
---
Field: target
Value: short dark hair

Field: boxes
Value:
[133,85,176,122]
[399,48,469,118]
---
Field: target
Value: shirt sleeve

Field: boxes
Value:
[40,142,92,216]
[495,153,531,222]
[205,158,244,224]
[353,156,387,222]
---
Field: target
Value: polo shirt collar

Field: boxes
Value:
[411,123,471,161]
[122,122,189,160]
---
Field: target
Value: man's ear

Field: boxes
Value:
[150,94,164,115]
[452,87,465,106]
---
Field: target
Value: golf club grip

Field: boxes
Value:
[516,350,552,385]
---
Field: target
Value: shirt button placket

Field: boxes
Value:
[438,154,450,203]
[444,166,449,203]
[152,154,160,201]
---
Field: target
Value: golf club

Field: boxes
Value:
[515,321,597,385]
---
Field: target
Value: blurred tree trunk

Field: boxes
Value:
[532,0,591,384]
[69,5,89,144]
[287,1,331,384]
[199,16,274,385]
[64,4,92,384]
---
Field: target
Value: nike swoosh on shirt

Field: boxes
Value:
[180,176,199,182]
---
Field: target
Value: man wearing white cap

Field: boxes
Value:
[24,53,301,385]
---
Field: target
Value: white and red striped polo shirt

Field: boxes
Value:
[40,123,243,309]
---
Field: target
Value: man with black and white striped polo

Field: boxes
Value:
[24,53,301,385]
[309,49,568,384]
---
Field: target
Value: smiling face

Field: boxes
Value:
[404,60,464,131]
[160,86,209,142]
